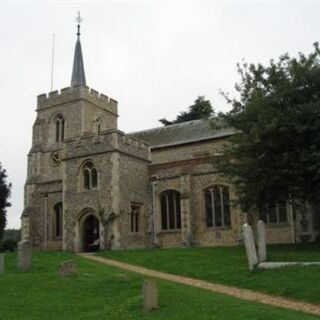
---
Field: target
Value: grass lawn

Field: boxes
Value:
[0,252,318,320]
[97,243,320,304]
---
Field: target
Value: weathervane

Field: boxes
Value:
[75,11,83,37]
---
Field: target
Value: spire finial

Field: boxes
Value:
[75,11,83,37]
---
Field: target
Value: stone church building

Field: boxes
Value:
[21,26,319,252]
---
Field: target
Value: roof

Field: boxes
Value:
[129,119,234,149]
[71,33,86,87]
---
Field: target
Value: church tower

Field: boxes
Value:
[21,18,151,251]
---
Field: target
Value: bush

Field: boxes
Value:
[0,229,20,252]
[0,238,17,252]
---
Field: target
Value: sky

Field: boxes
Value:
[1,0,320,229]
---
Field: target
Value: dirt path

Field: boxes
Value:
[79,253,320,316]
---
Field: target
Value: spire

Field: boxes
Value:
[71,12,86,87]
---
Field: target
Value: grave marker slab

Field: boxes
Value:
[257,220,267,262]
[242,223,258,271]
[59,260,77,277]
[0,253,4,275]
[143,279,158,312]
[17,240,32,272]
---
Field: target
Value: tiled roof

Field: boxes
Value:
[129,119,234,149]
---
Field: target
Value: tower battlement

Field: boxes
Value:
[37,85,118,115]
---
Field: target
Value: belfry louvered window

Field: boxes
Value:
[55,115,65,142]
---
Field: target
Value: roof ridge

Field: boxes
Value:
[128,118,210,136]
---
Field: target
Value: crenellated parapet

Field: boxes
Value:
[64,129,151,163]
[37,85,118,116]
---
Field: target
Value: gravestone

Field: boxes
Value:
[257,220,267,262]
[242,223,258,271]
[143,279,158,312]
[0,253,4,275]
[17,240,32,272]
[59,260,77,277]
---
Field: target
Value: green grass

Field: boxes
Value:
[0,251,318,320]
[97,243,320,304]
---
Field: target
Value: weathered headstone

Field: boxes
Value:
[0,253,4,275]
[242,223,258,271]
[59,260,77,277]
[257,220,267,262]
[143,279,158,312]
[17,240,32,272]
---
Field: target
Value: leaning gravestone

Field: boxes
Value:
[17,240,32,272]
[257,220,267,262]
[59,260,77,277]
[0,253,4,275]
[242,223,258,271]
[143,279,158,312]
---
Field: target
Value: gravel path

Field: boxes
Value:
[79,253,320,316]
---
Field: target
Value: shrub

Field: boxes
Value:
[0,229,20,252]
[0,238,17,252]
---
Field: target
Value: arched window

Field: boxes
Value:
[94,118,102,135]
[130,203,141,233]
[259,202,288,224]
[205,185,231,227]
[91,168,98,188]
[53,202,62,239]
[160,190,181,230]
[55,115,65,142]
[82,162,99,190]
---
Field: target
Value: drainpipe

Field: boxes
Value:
[44,194,48,250]
[289,195,295,244]
[151,177,157,246]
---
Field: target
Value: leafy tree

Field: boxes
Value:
[0,229,20,252]
[213,43,320,212]
[0,163,11,241]
[159,96,214,126]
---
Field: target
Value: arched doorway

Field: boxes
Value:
[83,214,100,252]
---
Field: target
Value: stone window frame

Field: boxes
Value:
[55,114,65,143]
[130,202,143,234]
[52,202,63,240]
[160,190,181,231]
[80,161,99,191]
[94,117,103,135]
[259,202,288,224]
[204,185,231,228]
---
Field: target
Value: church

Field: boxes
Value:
[20,24,318,252]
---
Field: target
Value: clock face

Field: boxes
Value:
[50,151,62,167]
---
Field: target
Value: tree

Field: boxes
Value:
[159,96,214,126]
[0,228,20,252]
[0,163,11,241]
[213,43,320,212]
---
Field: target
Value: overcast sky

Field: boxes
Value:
[1,0,320,229]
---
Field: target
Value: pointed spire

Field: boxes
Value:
[71,12,86,87]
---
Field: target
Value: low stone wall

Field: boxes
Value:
[195,228,239,247]
[157,232,182,248]
[265,225,292,244]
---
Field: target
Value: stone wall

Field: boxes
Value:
[117,153,151,249]
[62,129,151,251]
[26,181,63,250]
[150,137,242,248]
